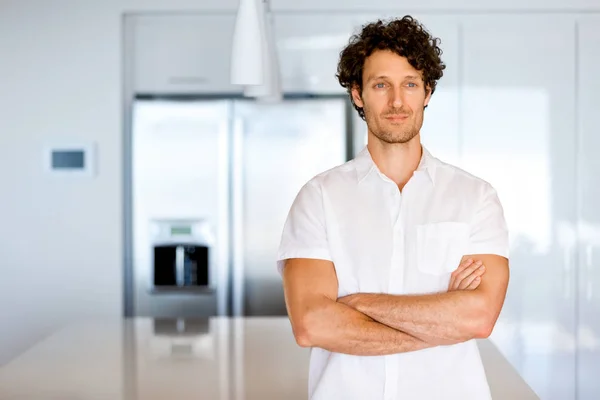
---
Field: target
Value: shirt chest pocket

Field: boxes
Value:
[416,222,470,277]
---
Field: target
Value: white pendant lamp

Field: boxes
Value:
[230,0,265,85]
[231,0,282,101]
[243,0,282,102]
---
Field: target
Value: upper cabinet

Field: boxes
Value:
[271,14,361,94]
[130,14,243,94]
[271,0,600,12]
[130,13,366,95]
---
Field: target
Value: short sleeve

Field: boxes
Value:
[467,183,510,258]
[276,180,332,275]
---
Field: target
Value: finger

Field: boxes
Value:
[453,258,474,273]
[458,268,485,290]
[465,276,482,290]
[452,261,484,290]
[450,261,479,290]
[458,264,486,289]
[449,258,474,289]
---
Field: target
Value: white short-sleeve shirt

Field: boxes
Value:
[277,145,509,400]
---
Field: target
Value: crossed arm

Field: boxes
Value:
[282,255,509,356]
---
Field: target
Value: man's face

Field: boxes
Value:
[351,49,431,144]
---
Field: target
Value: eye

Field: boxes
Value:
[375,83,386,89]
[407,82,417,88]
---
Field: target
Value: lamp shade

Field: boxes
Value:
[230,0,265,85]
[243,0,282,102]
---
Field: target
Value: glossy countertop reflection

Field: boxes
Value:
[0,318,538,399]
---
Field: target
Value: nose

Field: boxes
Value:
[390,87,404,108]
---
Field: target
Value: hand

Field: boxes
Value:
[448,258,485,291]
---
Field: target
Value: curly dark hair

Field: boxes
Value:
[336,16,446,120]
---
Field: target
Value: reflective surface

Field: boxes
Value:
[577,16,600,400]
[0,318,537,400]
[132,101,230,317]
[233,99,346,316]
[130,98,347,318]
[459,16,578,400]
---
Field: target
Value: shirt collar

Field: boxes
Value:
[354,144,437,185]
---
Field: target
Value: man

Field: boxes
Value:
[277,16,509,400]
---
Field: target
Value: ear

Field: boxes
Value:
[351,85,364,108]
[424,87,432,107]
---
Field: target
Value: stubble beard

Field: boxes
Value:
[364,107,422,145]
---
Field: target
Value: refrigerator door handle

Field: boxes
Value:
[232,116,245,317]
[217,119,231,316]
[175,245,184,287]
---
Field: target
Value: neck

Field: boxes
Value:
[367,133,422,191]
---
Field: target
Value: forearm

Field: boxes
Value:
[298,297,436,356]
[344,292,489,344]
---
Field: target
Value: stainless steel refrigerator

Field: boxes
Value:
[127,97,349,317]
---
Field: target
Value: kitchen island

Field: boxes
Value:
[0,317,538,399]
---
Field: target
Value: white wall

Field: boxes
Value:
[1,0,599,367]
[0,1,121,365]
[0,0,239,365]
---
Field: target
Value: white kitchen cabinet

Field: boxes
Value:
[130,12,369,96]
[272,14,360,95]
[130,12,371,96]
[130,14,243,94]
[576,16,600,400]
[459,15,577,400]
[271,0,600,12]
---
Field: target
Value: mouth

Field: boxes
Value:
[384,115,409,122]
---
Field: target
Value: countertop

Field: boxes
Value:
[0,317,538,400]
